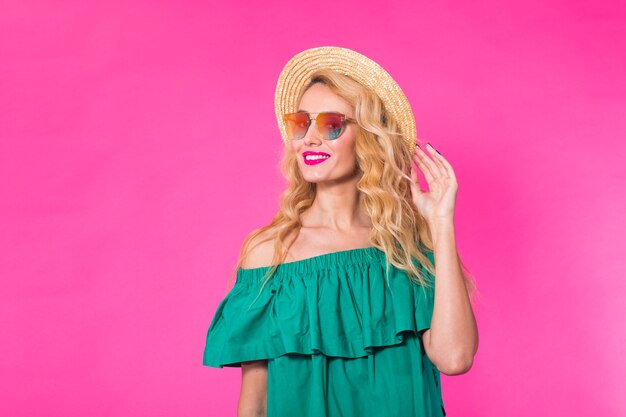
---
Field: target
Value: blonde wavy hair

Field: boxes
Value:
[229,68,477,306]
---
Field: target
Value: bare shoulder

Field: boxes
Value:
[240,229,276,269]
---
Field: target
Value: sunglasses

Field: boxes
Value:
[282,111,357,140]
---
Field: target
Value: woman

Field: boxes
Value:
[203,46,479,417]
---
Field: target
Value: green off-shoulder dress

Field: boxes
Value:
[202,246,446,417]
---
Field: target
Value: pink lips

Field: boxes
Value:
[303,151,331,166]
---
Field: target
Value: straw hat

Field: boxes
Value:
[274,46,417,154]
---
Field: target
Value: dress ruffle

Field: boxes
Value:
[203,247,435,368]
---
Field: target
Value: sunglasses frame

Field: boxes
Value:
[282,111,357,140]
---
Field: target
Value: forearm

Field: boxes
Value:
[426,218,478,374]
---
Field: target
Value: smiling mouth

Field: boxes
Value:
[303,154,331,165]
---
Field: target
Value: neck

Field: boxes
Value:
[303,173,372,231]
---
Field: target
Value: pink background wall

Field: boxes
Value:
[2,1,624,416]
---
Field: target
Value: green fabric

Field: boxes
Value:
[203,247,446,416]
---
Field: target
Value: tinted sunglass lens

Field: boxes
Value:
[317,113,345,139]
[284,113,309,140]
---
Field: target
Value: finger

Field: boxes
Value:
[430,146,457,183]
[414,144,438,184]
[413,146,435,184]
[404,152,421,179]
[416,143,442,179]
[409,164,424,197]
[425,143,447,178]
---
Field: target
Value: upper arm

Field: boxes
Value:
[239,360,268,417]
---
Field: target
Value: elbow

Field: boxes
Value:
[437,351,474,376]
[430,327,479,376]
[238,405,265,417]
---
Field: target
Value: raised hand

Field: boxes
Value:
[409,142,458,225]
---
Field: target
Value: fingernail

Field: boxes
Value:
[427,142,441,155]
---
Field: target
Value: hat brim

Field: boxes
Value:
[274,46,416,154]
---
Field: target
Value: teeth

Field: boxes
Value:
[305,155,330,160]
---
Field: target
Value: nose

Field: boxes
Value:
[303,119,322,146]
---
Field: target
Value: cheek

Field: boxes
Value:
[290,143,303,160]
[328,136,356,158]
